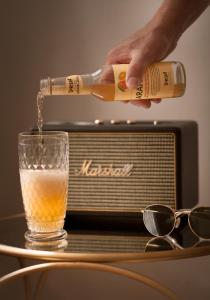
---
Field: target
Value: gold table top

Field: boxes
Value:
[1,213,210,263]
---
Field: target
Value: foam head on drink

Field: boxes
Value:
[20,169,68,232]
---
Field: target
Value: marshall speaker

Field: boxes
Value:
[42,120,198,221]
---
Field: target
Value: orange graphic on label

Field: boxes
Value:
[118,71,128,92]
[119,71,126,80]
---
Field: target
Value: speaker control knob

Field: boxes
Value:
[94,119,103,125]
[126,120,136,124]
[110,120,125,124]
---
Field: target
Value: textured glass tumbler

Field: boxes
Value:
[18,131,69,243]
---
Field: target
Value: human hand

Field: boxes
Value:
[105,26,178,108]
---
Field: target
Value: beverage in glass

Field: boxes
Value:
[18,131,69,242]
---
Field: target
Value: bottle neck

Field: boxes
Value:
[40,74,92,96]
[40,77,52,96]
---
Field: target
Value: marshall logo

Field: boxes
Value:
[74,160,133,177]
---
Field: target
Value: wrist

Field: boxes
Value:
[143,20,181,54]
[146,10,183,45]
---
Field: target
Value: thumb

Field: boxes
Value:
[126,50,155,89]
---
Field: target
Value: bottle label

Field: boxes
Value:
[113,63,175,100]
[65,75,85,95]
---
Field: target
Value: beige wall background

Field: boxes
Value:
[1,0,210,216]
[0,1,210,300]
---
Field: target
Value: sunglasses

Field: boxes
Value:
[142,205,210,239]
[145,236,210,252]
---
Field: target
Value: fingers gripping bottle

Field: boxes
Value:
[40,61,186,101]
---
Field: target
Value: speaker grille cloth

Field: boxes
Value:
[68,132,176,211]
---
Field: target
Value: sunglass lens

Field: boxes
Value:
[189,207,210,239]
[143,205,175,236]
[145,237,174,252]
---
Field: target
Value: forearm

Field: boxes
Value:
[147,0,210,41]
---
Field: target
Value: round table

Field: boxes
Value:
[1,213,210,300]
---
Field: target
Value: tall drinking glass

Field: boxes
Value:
[18,131,69,243]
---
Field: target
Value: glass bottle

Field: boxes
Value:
[40,62,186,101]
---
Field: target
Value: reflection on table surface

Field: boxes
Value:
[0,213,210,254]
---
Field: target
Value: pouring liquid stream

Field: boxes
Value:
[36,91,45,150]
[37,91,44,134]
